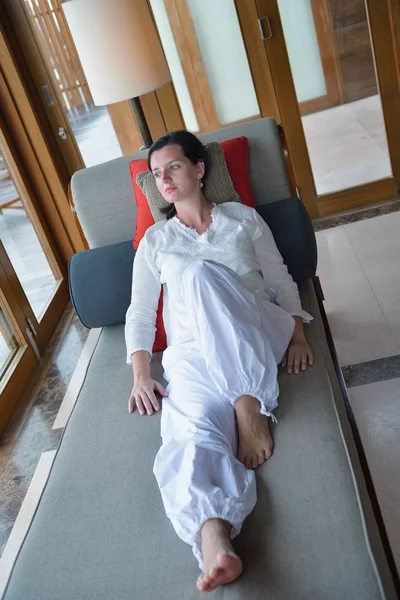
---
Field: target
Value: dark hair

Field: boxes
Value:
[147,130,209,219]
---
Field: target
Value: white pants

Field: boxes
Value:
[153,260,295,567]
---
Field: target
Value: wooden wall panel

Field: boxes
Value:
[106,102,143,155]
[329,0,378,102]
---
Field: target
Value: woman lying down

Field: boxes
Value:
[125,131,313,593]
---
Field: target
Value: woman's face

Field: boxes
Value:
[150,144,205,203]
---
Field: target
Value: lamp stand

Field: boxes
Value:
[130,97,153,149]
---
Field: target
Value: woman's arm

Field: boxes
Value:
[125,235,168,414]
[128,349,167,415]
[252,213,313,322]
[125,235,161,362]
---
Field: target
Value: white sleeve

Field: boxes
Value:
[124,235,161,363]
[252,211,313,323]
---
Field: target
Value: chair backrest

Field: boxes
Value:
[71,117,291,248]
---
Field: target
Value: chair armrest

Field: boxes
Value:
[69,240,135,328]
[256,197,317,283]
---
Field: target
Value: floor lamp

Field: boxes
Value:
[63,0,171,148]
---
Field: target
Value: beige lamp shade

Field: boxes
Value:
[62,0,171,106]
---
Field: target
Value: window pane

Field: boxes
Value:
[187,0,259,125]
[150,0,199,132]
[0,150,58,320]
[277,0,392,194]
[0,301,20,381]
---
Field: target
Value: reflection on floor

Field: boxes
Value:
[303,95,391,195]
[68,105,122,168]
[0,209,56,320]
[0,200,399,578]
[0,307,89,556]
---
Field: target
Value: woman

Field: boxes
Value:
[125,131,313,593]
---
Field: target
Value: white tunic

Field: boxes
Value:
[125,201,314,567]
[125,201,312,361]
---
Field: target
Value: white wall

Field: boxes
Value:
[187,0,259,125]
[277,0,326,103]
[149,0,199,131]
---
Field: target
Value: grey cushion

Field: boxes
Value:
[71,118,291,248]
[69,240,135,328]
[257,197,317,283]
[3,281,396,599]
[69,201,315,328]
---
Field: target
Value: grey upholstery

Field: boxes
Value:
[71,118,291,248]
[3,282,396,599]
[69,198,317,328]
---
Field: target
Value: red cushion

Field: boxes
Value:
[154,292,167,353]
[219,137,255,208]
[130,159,155,250]
[129,136,255,353]
[129,159,164,352]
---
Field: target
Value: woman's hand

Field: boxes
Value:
[128,375,168,415]
[282,316,314,375]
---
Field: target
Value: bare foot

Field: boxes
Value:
[235,395,274,469]
[196,519,242,592]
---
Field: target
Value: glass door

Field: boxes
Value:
[253,0,400,217]
[0,152,58,322]
[0,123,70,436]
[0,265,38,436]
[0,125,69,356]
[0,301,22,379]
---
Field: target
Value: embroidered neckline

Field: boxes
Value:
[173,203,218,238]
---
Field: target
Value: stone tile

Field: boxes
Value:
[0,311,89,558]
[0,451,57,595]
[313,198,400,232]
[347,95,389,157]
[334,336,400,369]
[349,379,400,571]
[342,354,400,388]
[302,97,392,195]
[316,226,398,366]
[344,212,400,341]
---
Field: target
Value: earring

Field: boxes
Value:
[200,181,204,188]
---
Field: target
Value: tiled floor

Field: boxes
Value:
[303,95,391,195]
[316,211,400,367]
[316,210,400,570]
[350,380,400,570]
[0,308,89,556]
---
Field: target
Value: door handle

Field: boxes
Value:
[58,126,68,140]
[258,16,273,40]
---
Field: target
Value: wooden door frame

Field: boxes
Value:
[162,0,262,133]
[0,115,70,353]
[235,0,281,123]
[300,0,344,116]
[318,0,400,214]
[0,262,38,437]
[244,0,400,218]
[366,0,400,185]
[252,0,319,217]
[2,0,85,180]
[0,25,86,257]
